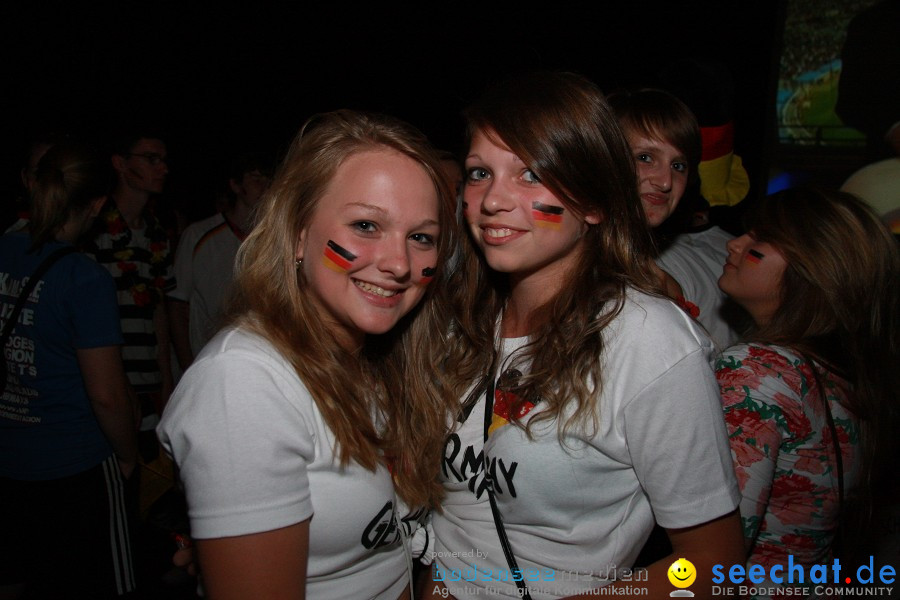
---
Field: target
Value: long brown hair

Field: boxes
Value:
[227,110,458,507]
[746,187,900,503]
[444,71,661,438]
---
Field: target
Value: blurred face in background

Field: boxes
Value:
[625,129,689,228]
[231,169,272,209]
[115,138,168,195]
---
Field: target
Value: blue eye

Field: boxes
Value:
[522,169,541,183]
[410,233,435,245]
[353,221,377,233]
[636,153,652,164]
[672,162,688,173]
[466,167,490,182]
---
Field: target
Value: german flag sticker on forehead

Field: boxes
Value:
[322,240,357,273]
[532,202,564,230]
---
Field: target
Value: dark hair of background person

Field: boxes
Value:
[28,141,111,251]
[607,87,703,240]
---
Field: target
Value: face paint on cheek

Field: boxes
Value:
[746,249,764,266]
[322,240,358,273]
[532,202,564,230]
[420,267,436,285]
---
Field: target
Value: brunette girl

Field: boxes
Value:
[609,88,740,349]
[716,187,899,597]
[430,72,744,600]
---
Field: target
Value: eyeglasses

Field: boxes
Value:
[125,152,167,166]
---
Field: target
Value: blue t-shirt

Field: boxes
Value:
[1,233,124,480]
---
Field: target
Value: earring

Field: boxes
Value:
[295,258,303,269]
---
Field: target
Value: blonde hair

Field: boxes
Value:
[29,142,110,250]
[227,110,458,507]
[445,72,661,439]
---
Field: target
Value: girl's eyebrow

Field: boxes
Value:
[344,202,387,215]
[344,202,438,228]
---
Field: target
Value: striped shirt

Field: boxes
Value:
[85,200,175,389]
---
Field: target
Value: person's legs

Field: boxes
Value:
[2,457,136,599]
[0,476,31,600]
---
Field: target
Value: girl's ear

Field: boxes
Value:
[111,155,126,175]
[295,230,306,262]
[89,195,107,218]
[584,211,602,225]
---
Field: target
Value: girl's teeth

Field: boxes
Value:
[486,228,513,238]
[354,280,398,297]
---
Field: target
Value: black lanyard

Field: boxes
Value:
[483,375,533,600]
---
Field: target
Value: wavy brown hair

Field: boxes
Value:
[225,110,458,507]
[745,187,900,507]
[444,72,661,439]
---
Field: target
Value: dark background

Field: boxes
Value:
[3,2,782,221]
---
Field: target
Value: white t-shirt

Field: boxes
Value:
[157,327,408,600]
[432,290,741,600]
[168,213,243,355]
[657,226,740,349]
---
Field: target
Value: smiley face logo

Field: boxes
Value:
[668,558,697,589]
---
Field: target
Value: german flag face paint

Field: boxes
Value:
[720,234,788,324]
[420,267,436,285]
[532,201,564,230]
[322,240,357,273]
[746,249,764,266]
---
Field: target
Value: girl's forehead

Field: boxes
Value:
[626,123,669,143]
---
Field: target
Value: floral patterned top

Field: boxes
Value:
[715,343,860,574]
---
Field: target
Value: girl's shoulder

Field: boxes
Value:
[170,326,320,424]
[717,342,804,372]
[716,342,816,403]
[718,342,851,403]
[197,325,286,360]
[192,326,304,388]
[606,288,715,355]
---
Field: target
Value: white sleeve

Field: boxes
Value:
[655,253,698,301]
[624,347,741,529]
[158,348,316,539]
[167,223,203,302]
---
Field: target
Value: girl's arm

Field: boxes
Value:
[78,345,138,478]
[562,511,744,600]
[196,521,309,600]
[717,346,792,551]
